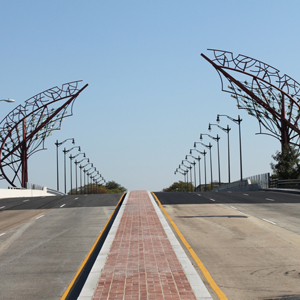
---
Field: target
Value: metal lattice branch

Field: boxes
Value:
[0,80,88,187]
[201,49,300,150]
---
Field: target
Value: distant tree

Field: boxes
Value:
[105,181,127,193]
[270,145,300,179]
[163,181,194,192]
[68,180,127,195]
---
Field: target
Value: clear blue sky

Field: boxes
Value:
[0,1,299,192]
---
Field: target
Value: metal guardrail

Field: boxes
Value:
[270,178,300,189]
[211,179,250,192]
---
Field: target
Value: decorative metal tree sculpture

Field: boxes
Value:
[201,49,300,151]
[0,80,88,188]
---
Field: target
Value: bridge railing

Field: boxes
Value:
[270,178,300,189]
[244,173,270,189]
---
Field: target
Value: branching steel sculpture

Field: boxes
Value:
[0,80,88,187]
[201,49,300,151]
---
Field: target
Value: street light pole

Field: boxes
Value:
[63,145,80,194]
[71,153,85,194]
[185,155,196,190]
[217,114,243,181]
[179,164,189,191]
[55,138,75,191]
[190,150,201,191]
[182,160,192,191]
[200,133,221,187]
[194,143,207,191]
[209,123,231,183]
[195,142,213,190]
[79,159,89,194]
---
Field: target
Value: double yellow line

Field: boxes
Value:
[60,193,125,300]
[152,192,228,300]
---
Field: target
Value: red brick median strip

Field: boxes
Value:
[92,190,197,300]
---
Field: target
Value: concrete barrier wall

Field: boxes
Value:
[0,187,55,199]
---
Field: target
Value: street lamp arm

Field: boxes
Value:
[190,154,200,160]
[200,133,220,142]
[64,146,81,153]
[55,138,75,147]
[71,152,85,160]
[217,114,242,125]
[199,141,212,149]
[209,123,231,133]
[0,98,15,103]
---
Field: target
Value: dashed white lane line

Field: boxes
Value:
[197,194,201,197]
[227,191,232,193]
[263,218,276,225]
[60,204,66,208]
[243,193,249,196]
[74,197,79,200]
[0,233,6,237]
[210,198,215,202]
[0,206,5,209]
[23,199,29,202]
[36,215,44,220]
[230,206,237,210]
[266,198,274,201]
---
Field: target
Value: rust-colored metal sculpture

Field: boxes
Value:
[201,49,300,150]
[0,80,88,187]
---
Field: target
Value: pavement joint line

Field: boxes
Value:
[68,192,128,300]
[266,198,274,201]
[152,192,228,300]
[262,218,276,225]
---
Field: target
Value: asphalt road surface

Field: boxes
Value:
[155,190,300,300]
[0,193,121,300]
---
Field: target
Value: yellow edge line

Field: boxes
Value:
[152,192,228,300]
[60,193,125,300]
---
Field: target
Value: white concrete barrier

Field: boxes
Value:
[0,187,55,199]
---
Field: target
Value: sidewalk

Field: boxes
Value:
[79,190,212,300]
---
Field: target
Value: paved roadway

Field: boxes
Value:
[155,190,300,300]
[0,193,121,300]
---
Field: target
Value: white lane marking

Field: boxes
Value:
[263,218,276,225]
[266,198,274,201]
[36,215,44,220]
[227,191,232,193]
[210,198,215,202]
[0,233,6,237]
[60,204,66,208]
[230,206,237,210]
[197,194,201,196]
[0,206,5,209]
[74,197,79,200]
[243,193,249,196]
[23,200,29,202]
